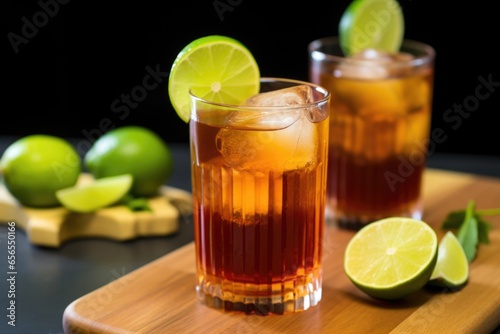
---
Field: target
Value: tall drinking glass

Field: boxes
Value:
[308,37,435,229]
[190,78,330,315]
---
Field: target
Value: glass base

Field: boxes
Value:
[196,273,322,315]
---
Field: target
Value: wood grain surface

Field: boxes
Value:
[62,169,500,334]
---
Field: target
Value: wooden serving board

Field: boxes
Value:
[62,169,500,334]
[0,173,193,247]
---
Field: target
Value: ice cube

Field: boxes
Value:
[337,49,391,79]
[245,85,314,106]
[330,75,405,118]
[388,52,415,77]
[403,76,431,113]
[216,85,318,171]
[219,85,315,130]
[351,48,393,61]
[337,49,415,79]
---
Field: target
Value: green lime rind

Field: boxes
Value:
[339,0,405,56]
[352,254,437,300]
[426,278,468,291]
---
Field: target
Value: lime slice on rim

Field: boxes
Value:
[168,35,260,123]
[339,0,404,56]
[344,217,438,300]
[427,231,469,289]
[56,174,133,213]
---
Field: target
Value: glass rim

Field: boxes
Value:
[189,77,330,110]
[308,36,436,67]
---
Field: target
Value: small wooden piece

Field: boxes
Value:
[0,174,192,247]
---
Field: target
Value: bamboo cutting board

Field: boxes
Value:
[0,173,193,247]
[62,169,500,334]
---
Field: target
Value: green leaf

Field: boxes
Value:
[477,216,492,244]
[456,201,478,263]
[442,210,466,229]
[120,194,152,212]
[476,208,500,216]
[441,199,499,263]
[457,216,478,263]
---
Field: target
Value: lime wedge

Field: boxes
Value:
[344,217,438,300]
[339,0,404,56]
[168,35,260,123]
[56,174,133,213]
[428,231,469,288]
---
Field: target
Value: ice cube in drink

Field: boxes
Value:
[216,85,318,171]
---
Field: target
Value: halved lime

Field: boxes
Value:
[56,174,133,213]
[344,217,438,300]
[339,0,404,56]
[168,35,260,123]
[428,231,469,288]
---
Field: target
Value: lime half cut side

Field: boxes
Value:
[339,0,404,56]
[428,231,469,289]
[344,217,438,300]
[56,174,133,213]
[168,35,260,123]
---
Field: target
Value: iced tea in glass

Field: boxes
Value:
[190,78,330,315]
[309,37,435,229]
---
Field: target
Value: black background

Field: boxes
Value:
[3,0,500,157]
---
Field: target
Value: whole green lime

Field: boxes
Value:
[84,126,173,197]
[0,135,81,207]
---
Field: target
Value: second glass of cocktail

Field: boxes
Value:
[190,78,330,315]
[309,36,435,229]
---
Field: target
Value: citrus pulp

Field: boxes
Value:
[168,35,260,122]
[56,174,133,213]
[428,231,469,289]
